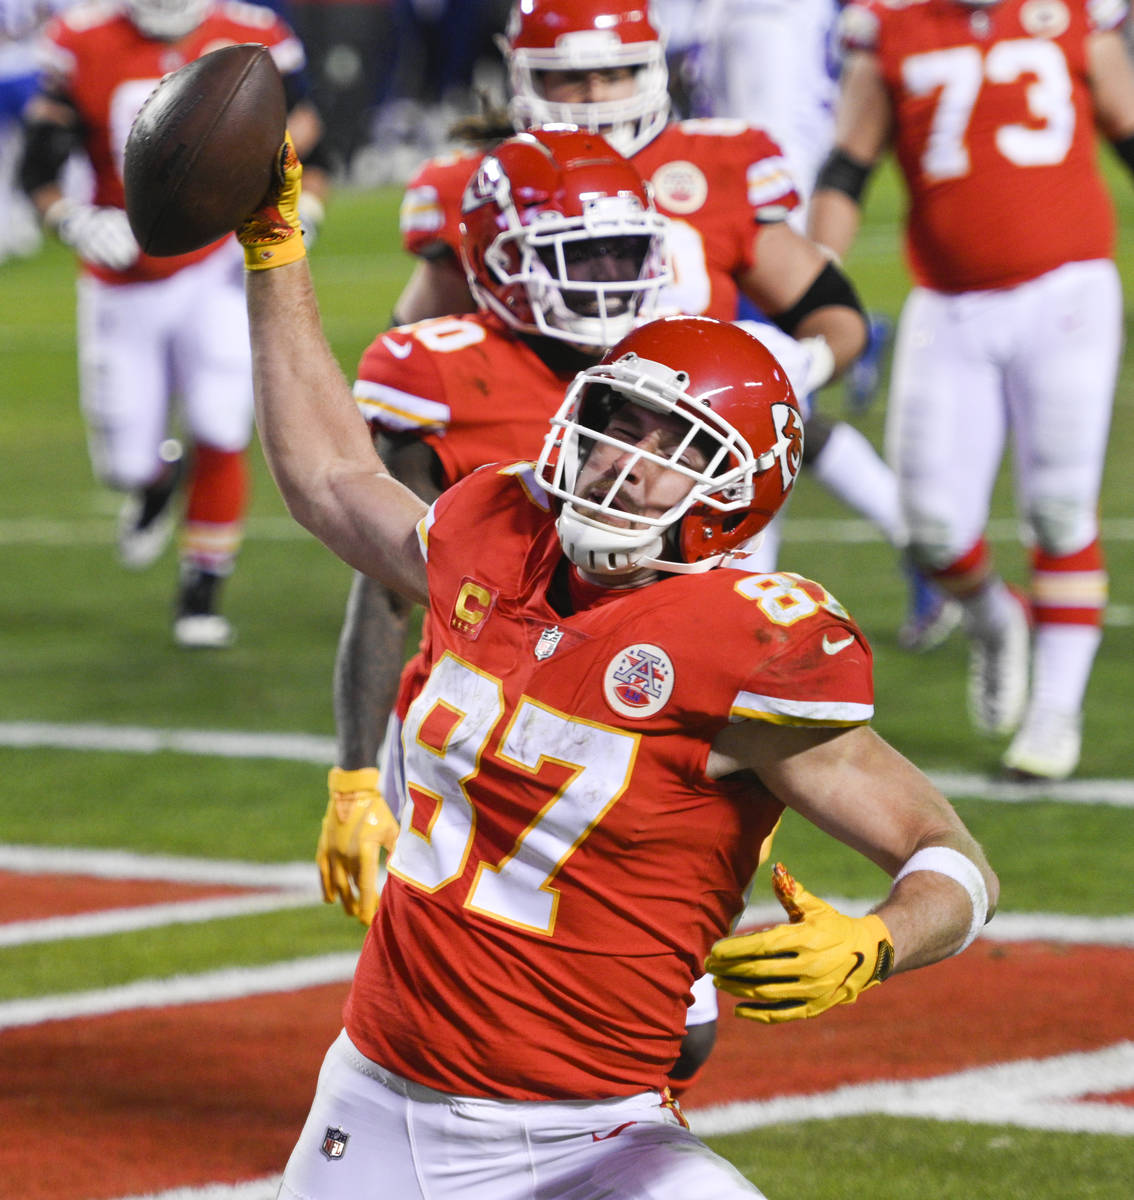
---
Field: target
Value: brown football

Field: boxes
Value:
[124,43,286,257]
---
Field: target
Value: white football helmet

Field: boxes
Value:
[460,127,671,351]
[500,0,670,157]
[125,0,210,40]
[536,317,804,577]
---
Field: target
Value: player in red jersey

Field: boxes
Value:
[237,156,998,1198]
[323,126,718,1089]
[396,0,958,645]
[19,0,328,646]
[808,0,1134,779]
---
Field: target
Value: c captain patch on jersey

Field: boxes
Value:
[603,644,674,718]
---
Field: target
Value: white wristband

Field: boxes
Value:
[894,846,989,954]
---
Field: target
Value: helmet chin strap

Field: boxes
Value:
[556,506,725,579]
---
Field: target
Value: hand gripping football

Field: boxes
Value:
[124,43,287,257]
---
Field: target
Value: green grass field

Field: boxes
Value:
[2,163,1132,1198]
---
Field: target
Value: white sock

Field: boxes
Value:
[1028,624,1101,717]
[808,421,903,544]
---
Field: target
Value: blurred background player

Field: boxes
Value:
[668,0,960,652]
[19,0,329,646]
[322,126,716,1091]
[0,0,72,263]
[809,0,1134,779]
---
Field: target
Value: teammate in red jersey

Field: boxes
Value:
[808,0,1134,779]
[19,0,328,646]
[238,154,998,1199]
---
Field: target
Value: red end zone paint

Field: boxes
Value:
[0,872,262,922]
[0,942,1131,1200]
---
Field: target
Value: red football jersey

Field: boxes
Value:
[345,465,874,1100]
[841,0,1121,291]
[634,119,801,319]
[397,119,801,321]
[39,0,305,283]
[353,312,579,487]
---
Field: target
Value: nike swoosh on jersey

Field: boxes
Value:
[381,336,413,359]
[821,633,856,655]
[592,1121,638,1142]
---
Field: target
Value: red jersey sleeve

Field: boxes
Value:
[353,325,452,440]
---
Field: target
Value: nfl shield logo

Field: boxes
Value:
[534,625,564,660]
[320,1126,349,1160]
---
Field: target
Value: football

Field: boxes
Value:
[124,43,287,257]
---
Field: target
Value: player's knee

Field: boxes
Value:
[92,454,153,493]
[1025,496,1096,556]
[904,514,956,572]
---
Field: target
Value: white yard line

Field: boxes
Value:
[688,1042,1134,1138]
[0,890,323,947]
[0,952,359,1030]
[0,721,338,763]
[105,1184,281,1200]
[3,721,1134,806]
[0,844,376,948]
[0,844,314,885]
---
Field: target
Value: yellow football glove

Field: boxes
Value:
[237,132,306,270]
[705,863,894,1023]
[317,766,400,927]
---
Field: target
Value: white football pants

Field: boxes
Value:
[278,1031,764,1200]
[76,240,253,490]
[886,258,1120,567]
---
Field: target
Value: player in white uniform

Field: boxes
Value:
[20,0,327,646]
[809,0,1134,778]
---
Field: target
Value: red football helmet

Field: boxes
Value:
[536,317,804,577]
[459,127,671,350]
[500,0,670,156]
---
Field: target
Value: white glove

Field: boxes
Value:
[734,321,835,407]
[47,201,141,270]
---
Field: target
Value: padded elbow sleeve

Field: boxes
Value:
[771,261,865,337]
[19,119,81,197]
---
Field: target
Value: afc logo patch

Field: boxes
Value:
[320,1126,350,1160]
[603,643,674,719]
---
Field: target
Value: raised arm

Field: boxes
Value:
[239,143,429,605]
